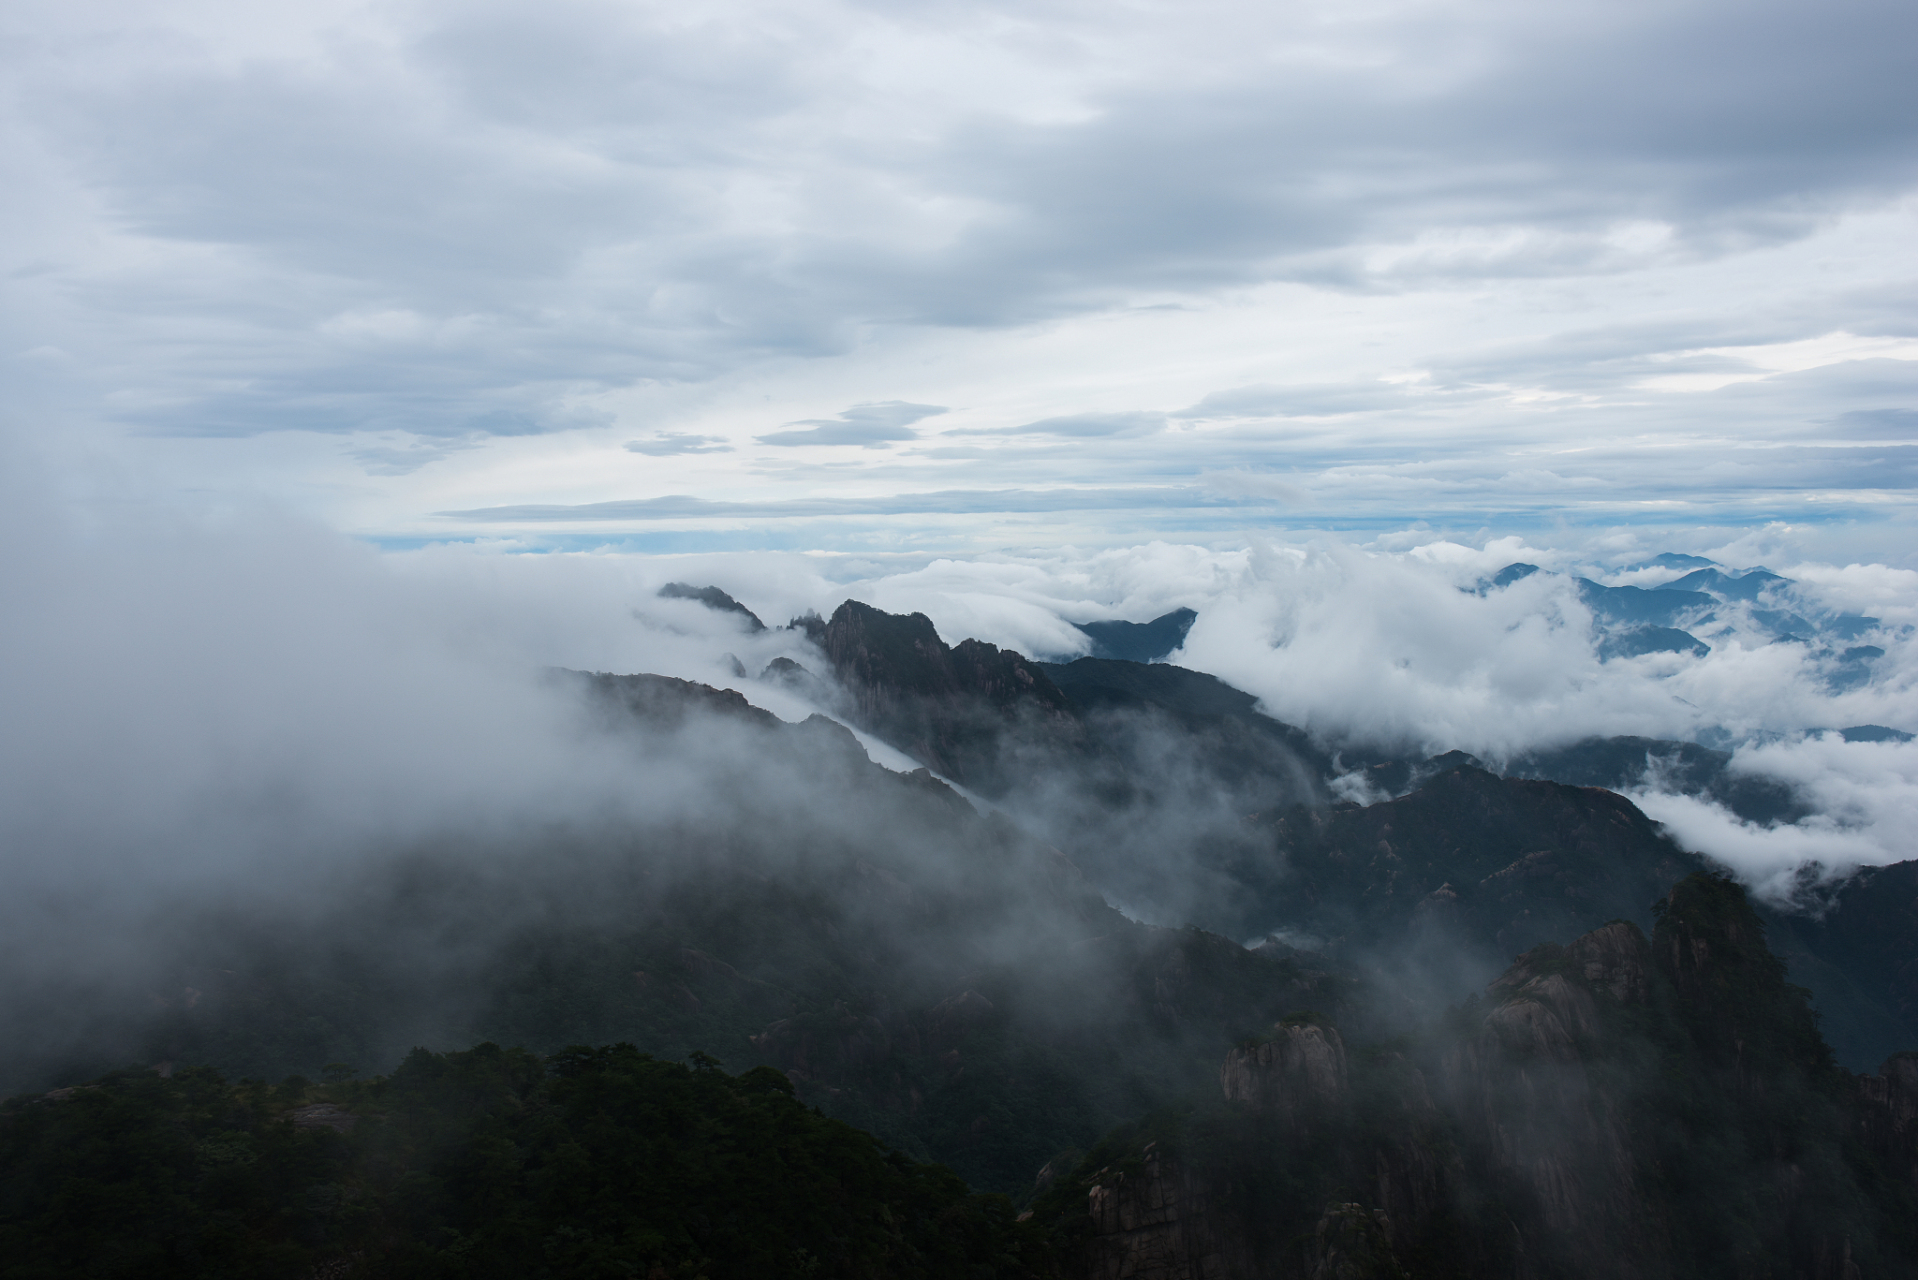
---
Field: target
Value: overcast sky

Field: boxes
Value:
[5,0,1916,557]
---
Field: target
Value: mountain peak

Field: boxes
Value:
[1072,607,1197,662]
[656,582,766,631]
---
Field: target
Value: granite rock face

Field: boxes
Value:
[1858,1052,1918,1188]
[1069,1020,1448,1279]
[1052,884,1918,1280]
[1443,924,1656,1275]
[1219,1024,1349,1127]
[1082,1144,1249,1280]
[1304,1203,1406,1280]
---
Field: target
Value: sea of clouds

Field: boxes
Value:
[798,532,1917,898]
[5,428,1914,927]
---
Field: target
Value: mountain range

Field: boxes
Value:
[2,585,1913,1278]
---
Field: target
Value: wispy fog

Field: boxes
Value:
[0,474,841,977]
[801,532,1918,889]
[1632,737,1918,900]
[4,426,1914,989]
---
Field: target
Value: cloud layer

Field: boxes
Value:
[755,401,948,448]
[5,390,1915,984]
[3,0,1912,537]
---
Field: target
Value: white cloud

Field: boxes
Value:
[1634,735,1918,899]
[626,433,733,456]
[1637,331,1918,394]
[5,0,1914,503]
[755,401,948,448]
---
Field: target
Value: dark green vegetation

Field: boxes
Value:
[1769,858,1918,1071]
[1503,734,1807,824]
[12,608,1913,1196]
[0,1043,1026,1279]
[14,877,1910,1279]
[1241,763,1707,969]
[5,671,1360,1199]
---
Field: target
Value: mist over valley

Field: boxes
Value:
[4,501,1917,1277]
[6,0,1918,1270]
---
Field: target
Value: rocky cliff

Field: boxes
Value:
[811,599,1079,791]
[1032,875,1918,1280]
[1857,1052,1918,1192]
[1080,1144,1253,1280]
[1218,1023,1348,1125]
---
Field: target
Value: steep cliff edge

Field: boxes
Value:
[1858,1052,1918,1189]
[1079,1143,1253,1280]
[1439,920,1657,1275]
[1766,858,1918,1070]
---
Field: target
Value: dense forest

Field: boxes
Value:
[0,1043,1026,1279]
[5,873,1913,1278]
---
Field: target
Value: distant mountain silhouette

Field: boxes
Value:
[1575,576,1717,627]
[657,581,766,631]
[1658,566,1789,600]
[1070,607,1197,662]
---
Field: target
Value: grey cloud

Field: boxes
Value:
[1175,383,1439,420]
[349,438,479,476]
[414,3,806,138]
[756,401,947,448]
[14,0,1913,444]
[956,411,1167,438]
[1701,359,1918,438]
[1415,312,1918,411]
[1832,408,1918,438]
[1423,318,1816,393]
[438,485,1236,522]
[1199,470,1310,504]
[440,408,1918,532]
[22,13,849,440]
[626,434,733,456]
[878,0,1918,324]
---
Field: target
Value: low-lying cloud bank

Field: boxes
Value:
[1632,736,1918,900]
[768,532,1917,890]
[4,435,1914,955]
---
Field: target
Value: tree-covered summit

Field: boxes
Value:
[0,1043,1029,1280]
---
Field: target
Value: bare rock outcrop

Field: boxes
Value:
[812,599,1078,790]
[1565,920,1654,1005]
[1055,881,1918,1280]
[1857,1052,1918,1186]
[1220,1024,1348,1127]
[286,1103,358,1133]
[1445,922,1657,1275]
[1306,1203,1406,1280]
[1082,1144,1249,1280]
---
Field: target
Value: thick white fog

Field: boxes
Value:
[0,476,825,965]
[822,534,1917,892]
[4,429,1914,940]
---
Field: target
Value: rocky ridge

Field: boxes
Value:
[1031,875,1918,1279]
